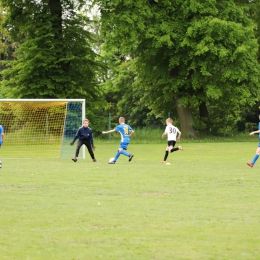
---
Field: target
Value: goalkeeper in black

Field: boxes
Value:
[70,119,97,162]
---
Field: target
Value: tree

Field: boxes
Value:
[0,0,102,100]
[0,5,9,60]
[95,0,260,137]
[89,10,163,129]
[102,57,163,128]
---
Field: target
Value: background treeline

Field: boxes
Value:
[0,0,260,138]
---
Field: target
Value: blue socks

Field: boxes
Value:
[114,151,121,161]
[252,154,259,165]
[121,150,130,157]
[114,150,130,162]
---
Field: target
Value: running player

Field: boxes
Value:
[102,117,134,164]
[161,118,183,163]
[247,114,260,168]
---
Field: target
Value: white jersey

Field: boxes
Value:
[164,124,180,141]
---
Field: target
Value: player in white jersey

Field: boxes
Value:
[161,118,183,163]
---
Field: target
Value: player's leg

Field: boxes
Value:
[162,146,171,163]
[112,143,133,163]
[120,143,134,161]
[162,141,173,162]
[170,141,183,152]
[120,149,130,157]
[247,144,260,167]
[72,140,83,162]
[120,142,130,156]
[85,140,97,162]
[128,153,134,162]
[113,148,123,162]
[75,140,83,157]
[0,144,2,168]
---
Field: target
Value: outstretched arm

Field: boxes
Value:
[249,130,260,136]
[102,129,116,134]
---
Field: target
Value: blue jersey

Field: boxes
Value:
[115,124,133,143]
[0,125,4,145]
[259,122,260,141]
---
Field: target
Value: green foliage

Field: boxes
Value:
[0,0,259,136]
[0,5,9,59]
[0,0,103,101]
[96,0,260,135]
[94,19,162,128]
[0,4,17,97]
[100,56,163,128]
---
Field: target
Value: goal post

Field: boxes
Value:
[0,99,86,159]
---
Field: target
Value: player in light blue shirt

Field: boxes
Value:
[102,117,134,164]
[0,124,4,168]
[247,115,260,168]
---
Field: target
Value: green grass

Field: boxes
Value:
[1,142,260,259]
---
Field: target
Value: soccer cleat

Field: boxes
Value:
[93,159,98,162]
[178,146,183,151]
[0,161,2,168]
[72,158,77,162]
[161,160,166,163]
[108,161,115,164]
[129,154,134,162]
[246,162,254,168]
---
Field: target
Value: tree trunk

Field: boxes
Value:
[175,99,197,138]
[48,0,62,40]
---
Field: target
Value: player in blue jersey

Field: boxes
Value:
[247,115,260,168]
[0,124,4,168]
[102,117,134,164]
[70,119,97,162]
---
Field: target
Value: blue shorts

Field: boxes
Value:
[119,142,129,150]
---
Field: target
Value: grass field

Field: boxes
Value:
[1,142,260,260]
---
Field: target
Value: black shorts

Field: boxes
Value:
[168,140,176,147]
[77,139,91,148]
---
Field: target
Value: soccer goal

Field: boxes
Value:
[0,99,86,158]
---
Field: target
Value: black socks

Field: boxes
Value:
[164,151,169,161]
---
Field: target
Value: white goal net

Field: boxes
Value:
[0,99,86,158]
